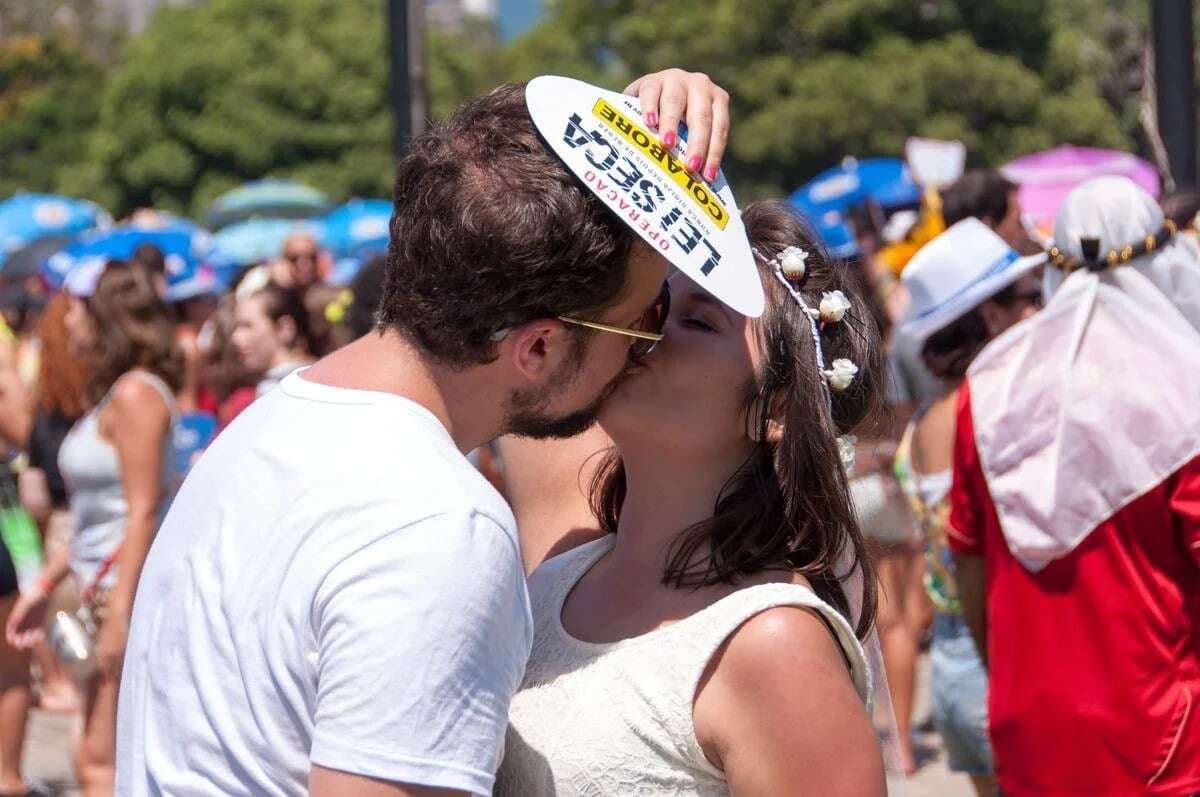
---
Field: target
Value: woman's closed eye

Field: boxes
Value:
[681,315,717,332]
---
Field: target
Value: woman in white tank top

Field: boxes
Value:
[497,202,893,796]
[6,259,182,796]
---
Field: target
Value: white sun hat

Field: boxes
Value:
[525,76,764,318]
[899,217,1047,340]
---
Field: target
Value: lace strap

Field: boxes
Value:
[682,582,871,710]
[529,535,614,616]
[669,583,871,775]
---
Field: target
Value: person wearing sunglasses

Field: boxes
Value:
[114,70,741,797]
[269,232,326,291]
[555,280,671,360]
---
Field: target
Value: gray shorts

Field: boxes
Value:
[931,613,994,776]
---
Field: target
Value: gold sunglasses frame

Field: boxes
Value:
[554,316,664,342]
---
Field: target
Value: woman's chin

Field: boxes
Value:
[597,364,652,431]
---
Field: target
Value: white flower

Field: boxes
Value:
[824,358,858,391]
[779,246,809,278]
[837,434,858,474]
[819,290,851,323]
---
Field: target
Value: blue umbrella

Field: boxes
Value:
[205,179,332,230]
[2,235,76,281]
[209,217,324,269]
[42,225,210,291]
[126,209,207,237]
[0,194,111,272]
[165,259,220,303]
[319,199,392,259]
[789,194,859,260]
[789,158,920,258]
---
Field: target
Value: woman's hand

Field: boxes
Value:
[5,587,51,650]
[95,608,130,678]
[626,69,730,184]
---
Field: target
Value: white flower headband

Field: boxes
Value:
[752,245,859,401]
[753,244,859,473]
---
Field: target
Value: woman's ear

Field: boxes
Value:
[748,411,785,443]
[748,394,786,443]
[274,316,298,348]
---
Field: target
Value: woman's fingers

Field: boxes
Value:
[682,76,716,179]
[10,626,43,650]
[627,69,731,181]
[656,73,689,156]
[625,75,660,130]
[702,87,730,183]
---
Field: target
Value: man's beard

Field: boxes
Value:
[504,346,631,440]
[505,393,606,440]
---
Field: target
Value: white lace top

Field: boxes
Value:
[495,535,871,796]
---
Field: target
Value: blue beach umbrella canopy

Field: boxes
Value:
[788,158,920,258]
[0,194,111,271]
[209,217,324,269]
[41,225,210,291]
[205,179,332,230]
[788,193,858,260]
[319,199,392,259]
[126,209,207,237]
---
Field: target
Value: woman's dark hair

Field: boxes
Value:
[920,282,1021,381]
[252,283,316,356]
[378,83,635,368]
[941,170,1017,228]
[132,243,166,278]
[198,297,255,401]
[591,201,885,639]
[84,260,184,405]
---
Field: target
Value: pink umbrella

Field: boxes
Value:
[1001,145,1161,234]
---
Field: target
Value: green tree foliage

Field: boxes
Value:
[0,0,1161,212]
[0,35,105,200]
[479,0,1137,197]
[67,0,395,217]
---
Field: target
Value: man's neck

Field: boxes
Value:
[299,330,506,453]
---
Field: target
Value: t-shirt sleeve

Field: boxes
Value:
[948,383,986,557]
[309,510,533,795]
[1169,454,1200,569]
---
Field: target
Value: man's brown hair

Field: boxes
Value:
[377,83,635,368]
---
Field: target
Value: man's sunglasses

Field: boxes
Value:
[557,280,671,358]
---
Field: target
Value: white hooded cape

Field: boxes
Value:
[966,176,1200,572]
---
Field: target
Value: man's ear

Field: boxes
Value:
[499,319,575,382]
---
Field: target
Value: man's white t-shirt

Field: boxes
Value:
[116,372,532,796]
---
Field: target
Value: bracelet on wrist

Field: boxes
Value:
[32,575,57,596]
